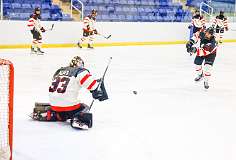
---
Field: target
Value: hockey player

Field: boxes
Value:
[188,9,206,39]
[212,11,229,43]
[186,27,218,89]
[77,9,98,49]
[31,56,108,129]
[27,7,46,54]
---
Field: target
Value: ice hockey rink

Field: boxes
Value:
[1,43,236,160]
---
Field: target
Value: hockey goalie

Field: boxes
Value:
[30,56,108,130]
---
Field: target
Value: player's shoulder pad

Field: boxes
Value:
[74,67,90,77]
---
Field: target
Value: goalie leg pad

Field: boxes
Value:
[31,102,57,121]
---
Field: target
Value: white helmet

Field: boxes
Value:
[69,56,84,68]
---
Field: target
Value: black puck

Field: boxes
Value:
[133,91,137,95]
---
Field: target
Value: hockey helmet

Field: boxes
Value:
[205,27,215,38]
[220,10,224,15]
[91,9,97,16]
[195,9,200,15]
[34,7,41,15]
[70,56,84,68]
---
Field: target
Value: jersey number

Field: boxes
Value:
[49,77,70,93]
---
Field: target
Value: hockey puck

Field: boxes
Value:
[133,91,137,95]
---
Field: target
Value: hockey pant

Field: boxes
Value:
[194,53,216,82]
[31,29,42,51]
[79,30,95,46]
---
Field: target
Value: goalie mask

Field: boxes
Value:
[70,56,84,68]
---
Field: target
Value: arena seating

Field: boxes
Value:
[73,0,192,22]
[2,0,192,22]
[3,0,73,21]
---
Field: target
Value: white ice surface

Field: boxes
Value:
[0,44,236,160]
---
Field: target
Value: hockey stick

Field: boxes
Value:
[89,57,112,111]
[46,24,54,31]
[99,34,111,39]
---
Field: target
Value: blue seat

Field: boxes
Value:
[19,12,31,20]
[62,13,73,21]
[3,3,11,9]
[8,12,20,20]
[41,12,51,20]
[127,0,135,5]
[51,13,62,21]
[31,4,41,9]
[119,0,128,5]
[126,15,134,21]
[21,4,32,9]
[42,4,51,10]
[11,3,21,9]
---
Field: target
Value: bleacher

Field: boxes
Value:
[3,0,73,21]
[2,0,192,22]
[73,0,192,22]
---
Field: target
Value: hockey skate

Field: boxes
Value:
[71,118,89,130]
[77,42,82,48]
[194,73,203,82]
[204,81,209,89]
[87,44,94,49]
[37,48,45,55]
[30,46,37,54]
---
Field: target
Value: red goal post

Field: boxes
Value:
[0,59,14,160]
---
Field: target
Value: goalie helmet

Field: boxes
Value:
[70,56,84,68]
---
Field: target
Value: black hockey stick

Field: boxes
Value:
[49,24,54,31]
[99,34,111,39]
[89,57,112,111]
[46,24,54,31]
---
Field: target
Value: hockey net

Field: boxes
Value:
[0,59,14,160]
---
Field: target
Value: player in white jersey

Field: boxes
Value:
[27,7,46,54]
[77,9,98,49]
[212,11,229,43]
[189,9,206,39]
[31,56,108,129]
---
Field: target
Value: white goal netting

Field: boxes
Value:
[0,60,13,160]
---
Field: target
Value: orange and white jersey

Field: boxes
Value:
[83,15,96,32]
[192,16,205,28]
[27,14,42,32]
[212,16,228,29]
[49,67,98,111]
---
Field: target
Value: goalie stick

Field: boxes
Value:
[89,57,112,111]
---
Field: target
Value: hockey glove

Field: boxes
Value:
[186,40,194,52]
[41,27,46,32]
[93,29,98,34]
[91,80,108,101]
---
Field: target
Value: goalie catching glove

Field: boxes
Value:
[91,80,108,101]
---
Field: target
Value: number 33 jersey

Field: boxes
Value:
[48,66,98,111]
